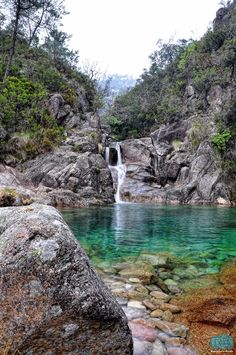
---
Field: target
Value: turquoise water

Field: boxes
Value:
[61,203,236,273]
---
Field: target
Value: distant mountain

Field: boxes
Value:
[107,74,136,96]
[99,74,136,112]
[99,74,136,98]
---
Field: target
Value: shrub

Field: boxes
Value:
[178,42,198,70]
[62,87,77,107]
[222,159,236,174]
[172,139,182,150]
[211,130,232,152]
[35,65,66,92]
[199,29,226,52]
[192,67,218,93]
[0,76,46,131]
[0,76,65,160]
[189,121,210,149]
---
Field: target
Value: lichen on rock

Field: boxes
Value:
[0,204,133,354]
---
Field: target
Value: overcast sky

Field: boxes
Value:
[63,0,222,78]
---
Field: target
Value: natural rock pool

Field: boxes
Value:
[61,203,236,275]
[62,203,236,354]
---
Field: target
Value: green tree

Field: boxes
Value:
[43,29,79,70]
[0,0,67,79]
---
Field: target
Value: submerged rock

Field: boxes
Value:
[187,297,236,326]
[160,303,181,314]
[150,291,171,302]
[152,339,168,355]
[133,338,153,355]
[129,321,158,342]
[151,320,189,338]
[118,263,155,284]
[0,204,132,354]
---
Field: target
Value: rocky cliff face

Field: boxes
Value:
[0,93,114,207]
[0,204,133,354]
[108,1,236,205]
[119,115,232,205]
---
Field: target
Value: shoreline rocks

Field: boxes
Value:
[100,255,199,355]
[98,252,236,355]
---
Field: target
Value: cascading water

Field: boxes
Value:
[105,146,110,165]
[105,143,126,203]
[114,143,126,203]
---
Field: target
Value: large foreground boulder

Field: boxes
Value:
[0,204,132,354]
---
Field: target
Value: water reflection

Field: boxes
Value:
[61,204,236,272]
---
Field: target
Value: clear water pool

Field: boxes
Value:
[61,203,236,273]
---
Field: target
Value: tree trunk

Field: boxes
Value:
[3,2,21,81]
[28,2,46,46]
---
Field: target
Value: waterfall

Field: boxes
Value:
[105,143,126,203]
[105,146,110,164]
[114,143,126,203]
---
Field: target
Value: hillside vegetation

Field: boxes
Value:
[107,0,236,144]
[0,0,101,162]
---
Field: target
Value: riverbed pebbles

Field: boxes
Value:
[100,257,198,355]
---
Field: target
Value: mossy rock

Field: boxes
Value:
[0,188,32,207]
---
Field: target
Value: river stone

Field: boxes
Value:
[122,306,148,321]
[0,204,133,354]
[127,290,151,301]
[150,309,164,318]
[146,285,161,292]
[135,286,149,297]
[133,338,153,355]
[113,262,135,271]
[151,320,188,338]
[150,291,171,302]
[143,300,157,311]
[164,279,178,286]
[131,318,156,329]
[151,339,168,355]
[160,303,181,314]
[116,297,128,306]
[129,278,141,283]
[151,275,170,293]
[139,253,168,267]
[159,272,173,280]
[125,283,134,291]
[119,264,155,284]
[151,298,166,306]
[129,321,157,342]
[165,338,186,346]
[156,331,172,342]
[128,300,146,309]
[167,285,182,294]
[162,310,174,322]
